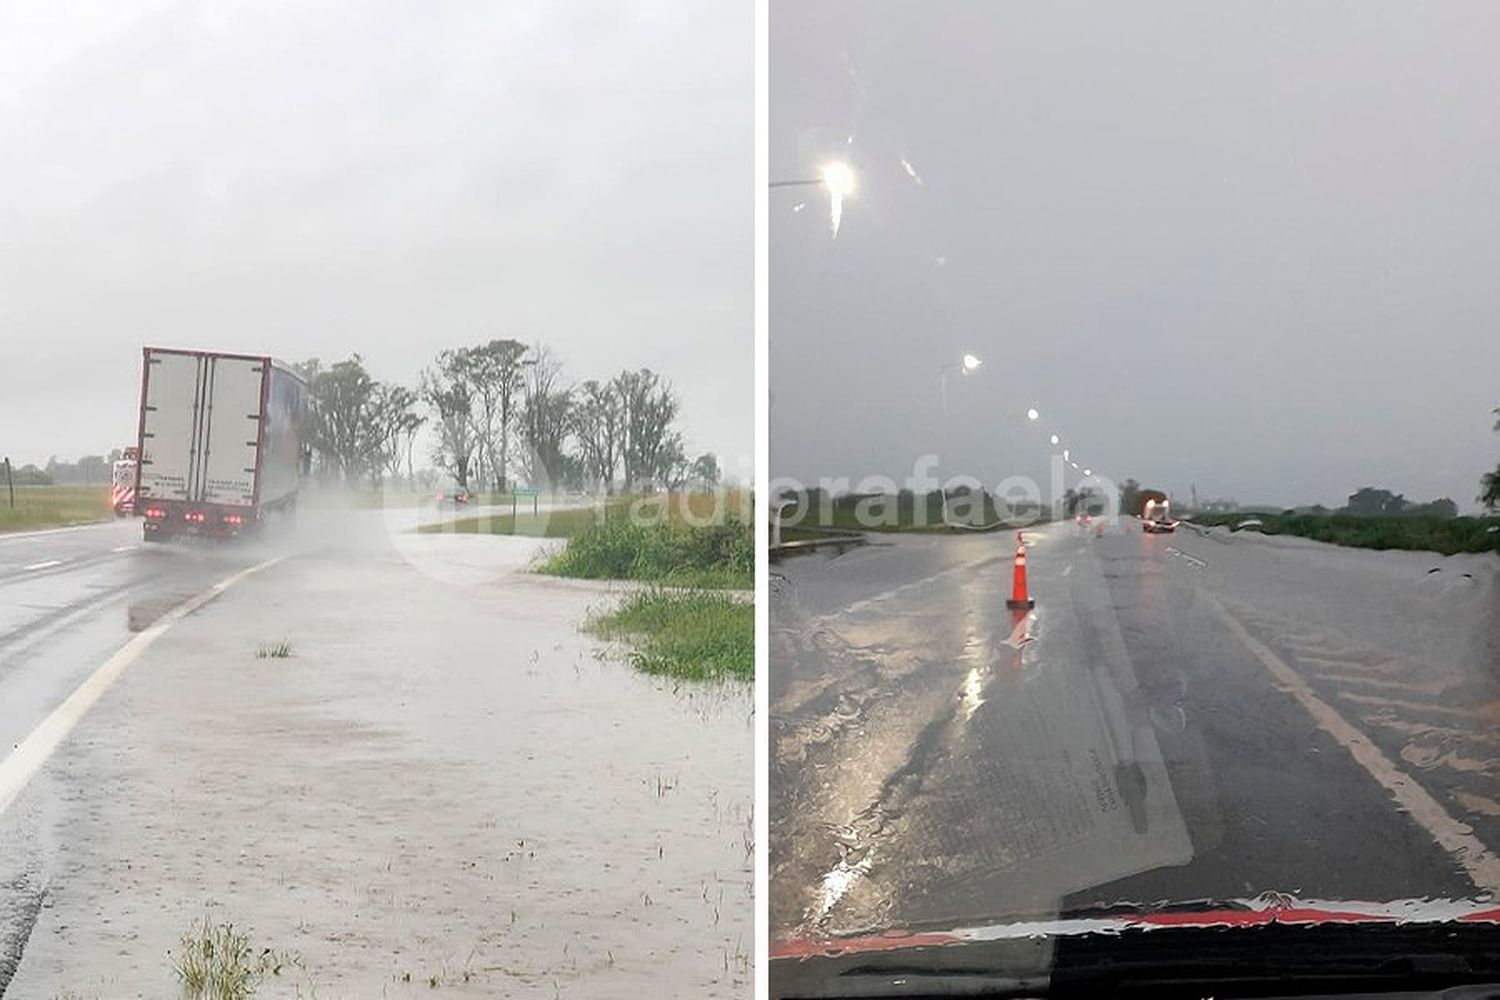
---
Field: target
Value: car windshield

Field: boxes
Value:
[770,1,1500,993]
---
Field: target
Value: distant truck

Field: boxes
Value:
[110,446,138,515]
[134,347,310,542]
[1141,496,1177,533]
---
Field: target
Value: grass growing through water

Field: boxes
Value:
[0,485,113,534]
[255,641,293,659]
[588,589,753,681]
[171,918,298,999]
[542,520,753,589]
[463,490,757,589]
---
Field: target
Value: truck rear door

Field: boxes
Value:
[139,351,202,503]
[200,357,264,507]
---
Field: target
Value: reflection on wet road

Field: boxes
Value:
[770,521,1500,942]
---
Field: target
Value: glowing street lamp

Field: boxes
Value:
[821,161,857,199]
[1027,407,1040,422]
[1050,434,1060,446]
[771,160,858,236]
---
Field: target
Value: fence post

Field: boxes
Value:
[4,456,12,510]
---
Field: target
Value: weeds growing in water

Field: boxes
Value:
[587,589,753,681]
[171,917,299,999]
[255,641,293,659]
[540,519,753,589]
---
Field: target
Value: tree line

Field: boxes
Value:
[293,340,720,494]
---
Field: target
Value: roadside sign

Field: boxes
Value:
[512,487,540,516]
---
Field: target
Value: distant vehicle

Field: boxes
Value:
[1141,498,1177,533]
[1233,517,1265,532]
[135,347,310,542]
[110,454,137,516]
[434,488,471,507]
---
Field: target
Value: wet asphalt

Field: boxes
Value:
[770,520,1500,941]
[0,518,267,989]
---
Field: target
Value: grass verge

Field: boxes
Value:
[778,491,1047,535]
[0,485,113,534]
[587,589,753,681]
[418,504,603,537]
[540,519,752,589]
[1188,511,1500,555]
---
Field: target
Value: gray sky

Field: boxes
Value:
[771,1,1500,510]
[0,0,750,475]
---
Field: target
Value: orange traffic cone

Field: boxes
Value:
[1006,532,1035,610]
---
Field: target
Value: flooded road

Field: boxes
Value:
[0,512,752,997]
[770,521,1500,946]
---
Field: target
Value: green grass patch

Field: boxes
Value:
[429,491,755,588]
[419,504,608,538]
[588,589,753,681]
[540,518,753,588]
[1188,511,1500,555]
[779,491,1047,534]
[0,484,113,534]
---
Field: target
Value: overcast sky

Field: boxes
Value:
[0,0,750,474]
[771,1,1500,510]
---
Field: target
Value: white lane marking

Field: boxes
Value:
[22,560,63,571]
[1166,546,1206,568]
[111,545,136,553]
[0,555,286,819]
[1208,594,1500,894]
[0,521,113,543]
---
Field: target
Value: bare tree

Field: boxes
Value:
[572,379,624,494]
[373,384,424,485]
[422,351,479,488]
[518,346,572,492]
[614,368,679,491]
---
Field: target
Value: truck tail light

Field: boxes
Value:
[185,511,206,523]
[224,514,243,526]
[145,507,165,519]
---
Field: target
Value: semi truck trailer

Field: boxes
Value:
[134,347,310,542]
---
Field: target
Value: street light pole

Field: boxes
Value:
[936,354,982,526]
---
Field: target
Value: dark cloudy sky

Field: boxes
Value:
[1,0,750,474]
[771,1,1500,510]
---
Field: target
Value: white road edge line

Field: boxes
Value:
[1208,593,1500,894]
[0,554,286,819]
[0,522,113,543]
[22,560,63,571]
